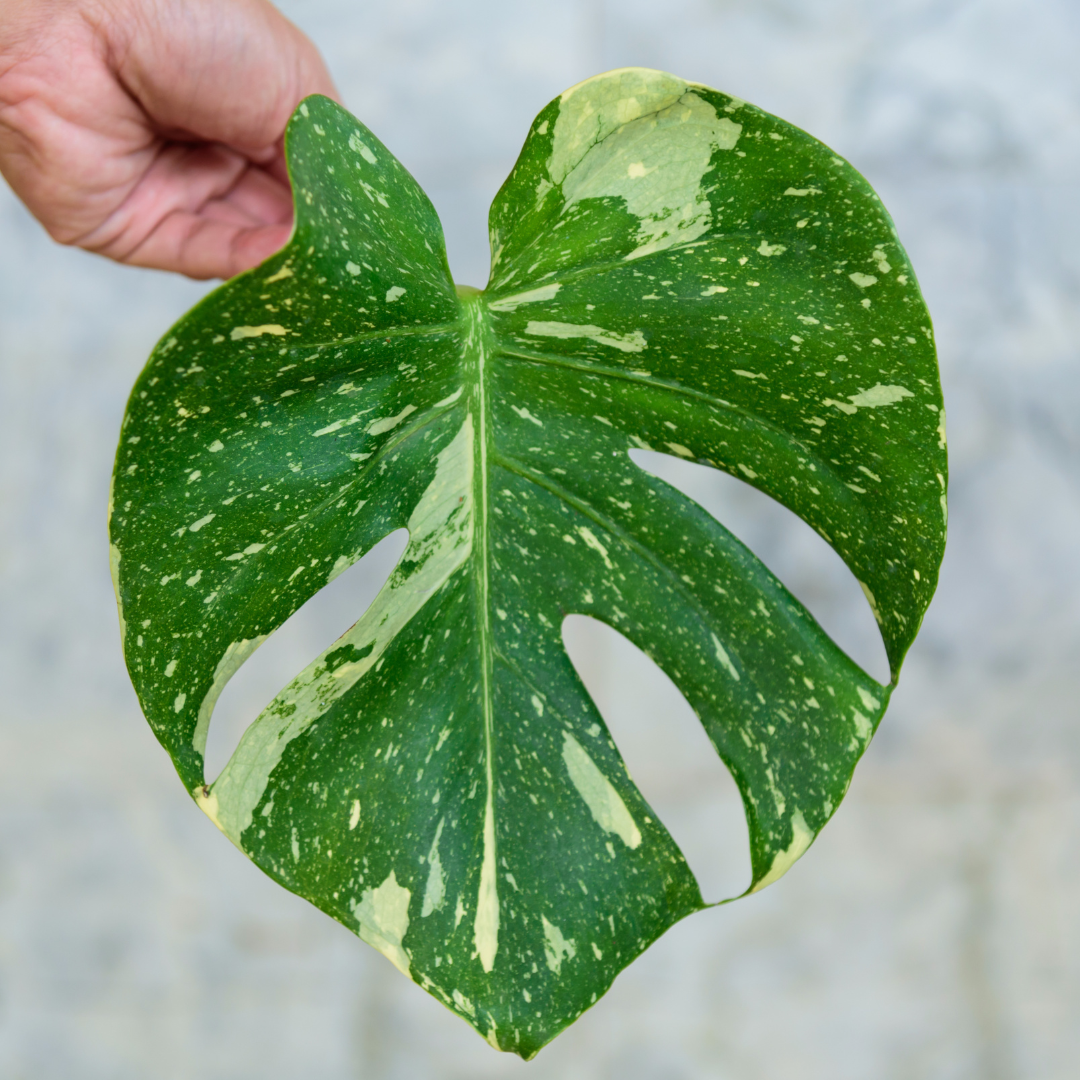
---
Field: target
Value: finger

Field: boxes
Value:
[210,162,294,227]
[105,0,341,154]
[262,142,291,188]
[78,140,289,261]
[122,212,292,279]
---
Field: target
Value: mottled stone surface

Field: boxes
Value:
[1,1,1077,1077]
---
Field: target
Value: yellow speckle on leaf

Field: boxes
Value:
[230,324,288,341]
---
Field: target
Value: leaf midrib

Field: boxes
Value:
[463,293,500,972]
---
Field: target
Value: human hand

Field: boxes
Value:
[0,0,338,279]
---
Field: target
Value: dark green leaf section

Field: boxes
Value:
[109,70,945,1057]
[487,69,945,676]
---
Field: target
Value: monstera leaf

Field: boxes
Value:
[109,68,946,1056]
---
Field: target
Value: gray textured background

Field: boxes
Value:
[2,1,1078,1077]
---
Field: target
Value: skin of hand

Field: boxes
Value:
[0,0,339,279]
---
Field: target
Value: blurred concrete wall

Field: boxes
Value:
[1,1,1078,1077]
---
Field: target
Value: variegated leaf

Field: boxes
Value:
[109,68,946,1057]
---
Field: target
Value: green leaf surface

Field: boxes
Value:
[109,69,946,1056]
